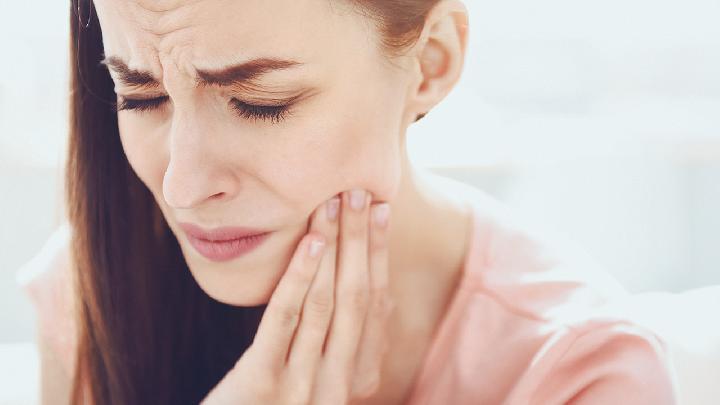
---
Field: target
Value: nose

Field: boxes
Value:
[162,110,238,209]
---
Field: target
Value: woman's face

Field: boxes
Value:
[94,0,416,305]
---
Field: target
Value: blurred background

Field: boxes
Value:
[1,0,719,402]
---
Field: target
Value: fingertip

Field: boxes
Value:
[307,234,326,258]
[326,196,341,222]
[371,203,390,229]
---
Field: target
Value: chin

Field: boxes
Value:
[178,230,301,307]
[194,276,274,307]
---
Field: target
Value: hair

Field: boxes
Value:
[67,0,440,403]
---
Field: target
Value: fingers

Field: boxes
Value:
[286,195,340,375]
[323,189,372,384]
[247,188,390,405]
[351,202,394,398]
[251,229,327,373]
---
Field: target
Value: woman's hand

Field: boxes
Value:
[201,189,394,405]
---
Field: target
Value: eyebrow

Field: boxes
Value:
[99,55,303,89]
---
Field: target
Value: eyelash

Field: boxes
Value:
[115,96,292,124]
[229,99,291,124]
[116,96,168,113]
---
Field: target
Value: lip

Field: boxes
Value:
[179,223,272,262]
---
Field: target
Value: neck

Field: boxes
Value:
[385,156,473,278]
[361,155,475,405]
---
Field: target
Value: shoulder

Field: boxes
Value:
[418,171,678,403]
[16,223,78,376]
[504,317,678,404]
[426,168,629,317]
[17,222,75,318]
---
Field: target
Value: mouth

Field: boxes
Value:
[179,223,273,262]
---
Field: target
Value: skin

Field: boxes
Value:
[93,0,471,402]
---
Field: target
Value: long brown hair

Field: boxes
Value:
[67,0,440,403]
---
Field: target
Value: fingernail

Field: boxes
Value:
[326,197,340,221]
[372,203,390,228]
[309,238,325,258]
[349,189,366,211]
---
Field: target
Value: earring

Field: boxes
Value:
[414,112,428,122]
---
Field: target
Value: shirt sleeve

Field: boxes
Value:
[529,320,679,405]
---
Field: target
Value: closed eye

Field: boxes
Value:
[228,98,291,124]
[115,95,292,124]
[115,96,169,113]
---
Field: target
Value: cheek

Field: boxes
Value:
[117,87,404,218]
[118,116,168,195]
[334,85,405,202]
[265,100,403,208]
[335,112,402,201]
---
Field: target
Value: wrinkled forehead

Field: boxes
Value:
[93,0,365,82]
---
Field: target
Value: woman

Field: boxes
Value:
[23,0,678,403]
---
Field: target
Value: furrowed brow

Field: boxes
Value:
[100,55,160,88]
[195,58,303,87]
[99,54,303,90]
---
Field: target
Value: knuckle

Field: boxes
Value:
[275,304,302,328]
[305,292,334,318]
[287,265,315,286]
[342,285,369,313]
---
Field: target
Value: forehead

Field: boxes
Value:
[93,0,367,81]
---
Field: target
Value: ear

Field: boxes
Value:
[404,0,469,124]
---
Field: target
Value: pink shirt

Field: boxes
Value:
[20,188,678,404]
